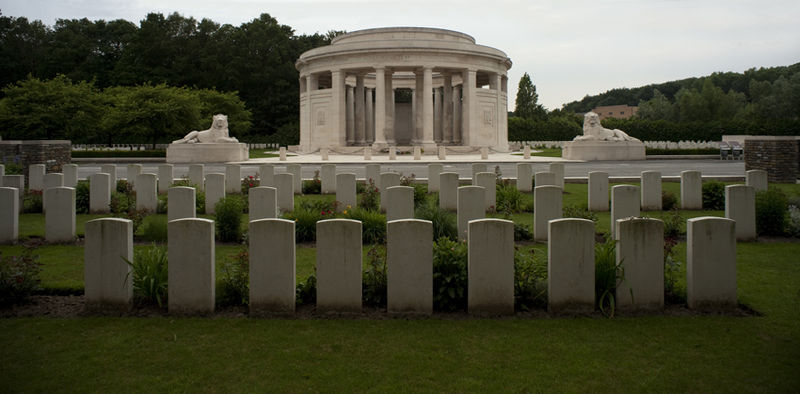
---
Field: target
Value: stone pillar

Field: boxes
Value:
[316,219,362,312]
[249,218,296,314]
[135,173,158,213]
[475,172,496,210]
[45,187,75,242]
[89,173,111,214]
[204,173,225,214]
[355,75,366,145]
[641,171,662,211]
[588,171,609,211]
[168,186,196,221]
[386,186,414,222]
[387,219,433,314]
[414,71,424,144]
[385,69,395,145]
[225,164,241,194]
[157,164,173,193]
[336,173,356,212]
[453,85,462,144]
[321,164,336,194]
[126,164,141,190]
[468,218,514,315]
[725,185,756,241]
[523,145,531,159]
[428,163,443,193]
[411,88,417,143]
[373,67,387,148]
[611,185,640,238]
[62,164,78,188]
[548,218,595,313]
[188,164,204,191]
[615,217,664,310]
[687,217,737,310]
[471,163,487,181]
[745,169,768,192]
[680,170,702,209]
[535,171,556,187]
[29,164,45,191]
[434,87,443,143]
[365,164,381,188]
[439,172,459,211]
[379,172,401,212]
[494,73,507,150]
[461,69,476,146]
[443,74,453,144]
[279,147,287,161]
[457,186,485,241]
[366,88,375,144]
[534,185,562,241]
[168,218,215,314]
[346,84,355,145]
[549,163,565,189]
[84,218,133,310]
[249,186,277,220]
[287,164,302,195]
[274,173,294,212]
[421,66,435,149]
[259,164,274,188]
[331,69,347,148]
[0,187,19,243]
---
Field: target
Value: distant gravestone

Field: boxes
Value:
[588,171,609,212]
[101,164,117,192]
[168,186,196,221]
[439,172,459,211]
[321,164,336,194]
[379,172,401,212]
[45,187,75,242]
[745,170,768,192]
[225,164,241,194]
[640,171,662,211]
[274,173,294,212]
[428,163,443,193]
[188,164,204,191]
[204,173,225,214]
[89,173,111,214]
[687,217,737,310]
[158,164,174,193]
[680,170,702,209]
[516,163,532,192]
[126,164,142,190]
[135,173,158,213]
[535,171,556,187]
[725,185,756,241]
[29,164,45,191]
[474,172,496,210]
[62,164,78,188]
[365,164,381,188]
[457,186,485,241]
[336,173,356,212]
[0,187,19,243]
[386,186,414,221]
[549,162,565,189]
[471,163,487,180]
[534,185,562,241]
[611,185,640,238]
[287,164,302,194]
[259,164,275,188]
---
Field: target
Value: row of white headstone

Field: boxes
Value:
[82,215,737,315]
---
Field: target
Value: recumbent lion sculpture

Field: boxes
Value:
[573,111,639,142]
[172,114,239,144]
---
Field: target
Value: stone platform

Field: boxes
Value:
[166,143,249,164]
[562,140,645,161]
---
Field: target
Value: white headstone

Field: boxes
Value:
[84,218,133,309]
[611,185,640,238]
[168,218,215,314]
[439,172,459,211]
[725,185,756,241]
[274,173,294,212]
[44,172,63,189]
[379,172,401,212]
[62,164,78,188]
[316,219,362,312]
[680,170,702,209]
[89,173,111,214]
[387,186,414,221]
[45,187,75,242]
[615,217,664,310]
[474,172,496,210]
[249,218,296,314]
[468,218,514,315]
[687,217,737,309]
[279,146,287,161]
[204,173,225,214]
[548,218,595,313]
[225,164,241,194]
[335,173,356,213]
[259,164,274,188]
[428,163,443,193]
[135,173,158,212]
[588,171,609,212]
[0,187,19,243]
[549,162,565,189]
[535,171,556,187]
[745,170,768,192]
[126,164,141,190]
[534,185,562,241]
[321,164,336,194]
[158,164,173,193]
[413,146,422,160]
[101,164,117,192]
[438,146,446,160]
[188,164,204,191]
[365,164,381,189]
[516,163,532,192]
[457,186,485,241]
[168,186,196,221]
[640,171,662,211]
[523,145,531,159]
[29,164,45,191]
[3,175,24,213]
[287,164,302,194]
[387,219,433,314]
[471,163,487,180]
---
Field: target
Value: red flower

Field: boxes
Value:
[321,211,325,215]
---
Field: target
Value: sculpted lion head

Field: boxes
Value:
[583,111,601,132]
[211,114,228,130]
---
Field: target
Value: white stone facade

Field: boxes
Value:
[295,27,512,153]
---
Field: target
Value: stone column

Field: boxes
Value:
[462,69,476,146]
[331,69,346,148]
[434,87,443,143]
[373,67,387,148]
[355,74,365,145]
[411,88,417,144]
[346,84,355,146]
[443,74,453,144]
[415,70,424,144]
[385,69,395,144]
[494,73,507,149]
[421,66,435,149]
[366,88,375,144]
[453,85,462,144]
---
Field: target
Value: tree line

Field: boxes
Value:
[0,12,340,142]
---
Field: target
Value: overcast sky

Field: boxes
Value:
[3,0,799,110]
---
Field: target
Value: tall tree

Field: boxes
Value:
[515,72,546,120]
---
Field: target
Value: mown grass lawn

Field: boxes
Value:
[1,182,799,391]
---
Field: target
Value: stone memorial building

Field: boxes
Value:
[295,27,512,153]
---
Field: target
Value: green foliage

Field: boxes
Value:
[662,190,678,211]
[215,197,244,243]
[218,247,249,306]
[787,205,800,238]
[71,150,166,158]
[432,237,468,312]
[400,174,428,209]
[514,223,533,242]
[141,215,168,243]
[595,237,622,317]
[241,175,258,194]
[702,181,726,210]
[508,115,583,141]
[563,204,599,223]
[600,117,800,142]
[663,237,685,305]
[302,171,321,194]
[645,148,718,155]
[514,247,547,311]
[345,208,387,244]
[125,244,168,307]
[295,274,316,305]
[0,245,42,306]
[75,180,90,214]
[358,179,380,211]
[156,193,168,214]
[496,183,525,214]
[415,200,458,241]
[515,72,546,120]
[23,190,43,213]
[756,189,788,236]
[362,245,387,308]
[663,210,685,239]
[282,200,337,243]
[265,122,300,146]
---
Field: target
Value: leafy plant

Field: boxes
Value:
[141,215,168,242]
[0,244,42,306]
[563,204,598,223]
[125,244,168,307]
[415,200,458,241]
[432,237,468,312]
[283,205,324,243]
[359,179,380,211]
[302,170,321,194]
[514,247,547,311]
[787,205,800,237]
[514,222,533,241]
[663,237,686,304]
[702,180,726,210]
[496,183,525,214]
[218,247,249,306]
[663,209,685,239]
[362,244,387,308]
[241,174,258,194]
[756,188,788,236]
[296,273,316,305]
[156,193,168,214]
[75,180,90,214]
[595,237,623,317]
[662,190,678,211]
[23,190,43,213]
[215,196,244,242]
[346,208,387,244]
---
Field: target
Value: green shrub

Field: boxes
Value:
[72,150,166,158]
[432,237,468,312]
[664,237,685,305]
[496,183,525,214]
[110,192,133,214]
[23,190,43,213]
[595,237,622,317]
[125,244,168,307]
[296,274,316,305]
[283,205,324,243]
[662,190,678,211]
[663,209,685,239]
[215,196,244,242]
[756,188,788,236]
[0,245,42,306]
[156,193,168,214]
[514,222,533,242]
[302,171,321,194]
[121,209,147,234]
[362,244,387,308]
[788,205,800,238]
[359,179,380,211]
[116,179,132,194]
[563,204,598,222]
[218,247,249,306]
[241,175,258,194]
[415,200,458,241]
[346,208,387,244]
[141,215,168,242]
[514,247,547,311]
[1,161,23,175]
[75,180,90,214]
[702,180,726,210]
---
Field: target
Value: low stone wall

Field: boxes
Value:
[744,137,799,183]
[0,140,72,184]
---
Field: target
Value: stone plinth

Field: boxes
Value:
[563,140,645,161]
[166,143,249,164]
[468,219,514,315]
[249,218,296,314]
[84,218,133,310]
[387,219,433,314]
[168,218,215,314]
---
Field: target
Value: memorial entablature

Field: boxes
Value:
[295,27,512,153]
